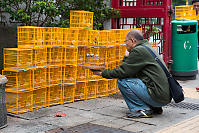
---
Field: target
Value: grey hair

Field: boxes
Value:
[126,30,144,41]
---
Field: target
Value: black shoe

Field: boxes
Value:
[150,107,163,115]
[126,110,153,118]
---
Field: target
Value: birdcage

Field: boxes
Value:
[31,46,47,67]
[77,46,86,65]
[46,65,62,86]
[106,45,116,63]
[97,79,108,97]
[105,61,117,69]
[3,69,32,93]
[98,46,107,64]
[98,30,110,45]
[62,46,78,65]
[46,46,63,66]
[4,48,33,70]
[78,29,89,46]
[110,29,123,44]
[175,5,196,20]
[33,87,47,109]
[119,44,126,60]
[70,10,94,29]
[108,79,117,94]
[47,84,62,106]
[88,30,99,46]
[67,28,80,46]
[75,81,87,101]
[5,90,33,114]
[151,42,159,53]
[62,83,75,103]
[17,26,43,47]
[63,28,68,46]
[85,46,100,64]
[76,65,87,82]
[86,80,98,99]
[43,27,63,46]
[62,65,77,84]
[32,67,47,89]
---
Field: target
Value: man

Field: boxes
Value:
[93,30,171,118]
[192,0,199,59]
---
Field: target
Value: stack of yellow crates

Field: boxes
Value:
[175,5,198,20]
[3,10,148,114]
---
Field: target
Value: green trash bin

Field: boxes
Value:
[171,20,198,80]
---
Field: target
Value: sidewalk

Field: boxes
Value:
[0,73,199,133]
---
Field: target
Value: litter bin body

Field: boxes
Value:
[0,76,8,129]
[171,20,198,80]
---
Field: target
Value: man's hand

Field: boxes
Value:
[124,50,129,57]
[93,71,102,76]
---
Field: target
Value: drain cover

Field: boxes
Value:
[46,123,135,133]
[166,102,199,110]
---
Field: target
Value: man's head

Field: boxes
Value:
[192,0,199,15]
[125,30,144,52]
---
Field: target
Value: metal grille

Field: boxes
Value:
[166,102,199,111]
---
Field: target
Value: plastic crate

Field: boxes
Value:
[109,29,123,44]
[115,44,120,60]
[105,61,117,69]
[108,79,117,94]
[98,30,110,45]
[77,46,86,65]
[46,66,62,86]
[33,87,47,109]
[76,65,87,82]
[47,46,63,66]
[62,83,75,103]
[4,48,33,70]
[151,42,159,53]
[62,46,78,65]
[43,27,63,46]
[32,67,47,89]
[86,80,98,99]
[17,26,43,47]
[78,29,89,46]
[47,84,62,106]
[97,79,108,97]
[63,28,68,46]
[67,28,80,46]
[175,5,196,20]
[3,69,32,93]
[31,46,47,67]
[62,65,77,84]
[70,10,94,29]
[98,46,107,64]
[119,44,126,60]
[106,45,116,63]
[88,30,99,46]
[75,81,87,101]
[85,46,100,64]
[5,90,33,114]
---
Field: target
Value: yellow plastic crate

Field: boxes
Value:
[108,79,117,95]
[33,87,47,109]
[98,30,110,45]
[115,79,120,93]
[62,83,75,103]
[5,90,33,114]
[33,67,47,89]
[75,81,87,101]
[151,42,159,53]
[98,46,107,64]
[85,46,100,64]
[78,29,89,46]
[67,28,80,46]
[4,48,33,70]
[3,69,32,93]
[115,44,120,60]
[47,46,63,66]
[106,45,116,63]
[109,29,123,44]
[47,84,62,106]
[86,80,98,99]
[63,28,68,45]
[43,27,63,46]
[31,46,47,67]
[119,44,126,60]
[62,46,78,65]
[77,46,86,65]
[17,26,43,47]
[70,10,94,29]
[175,5,196,20]
[62,65,77,84]
[76,65,87,82]
[97,79,108,97]
[88,30,99,46]
[46,66,62,86]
